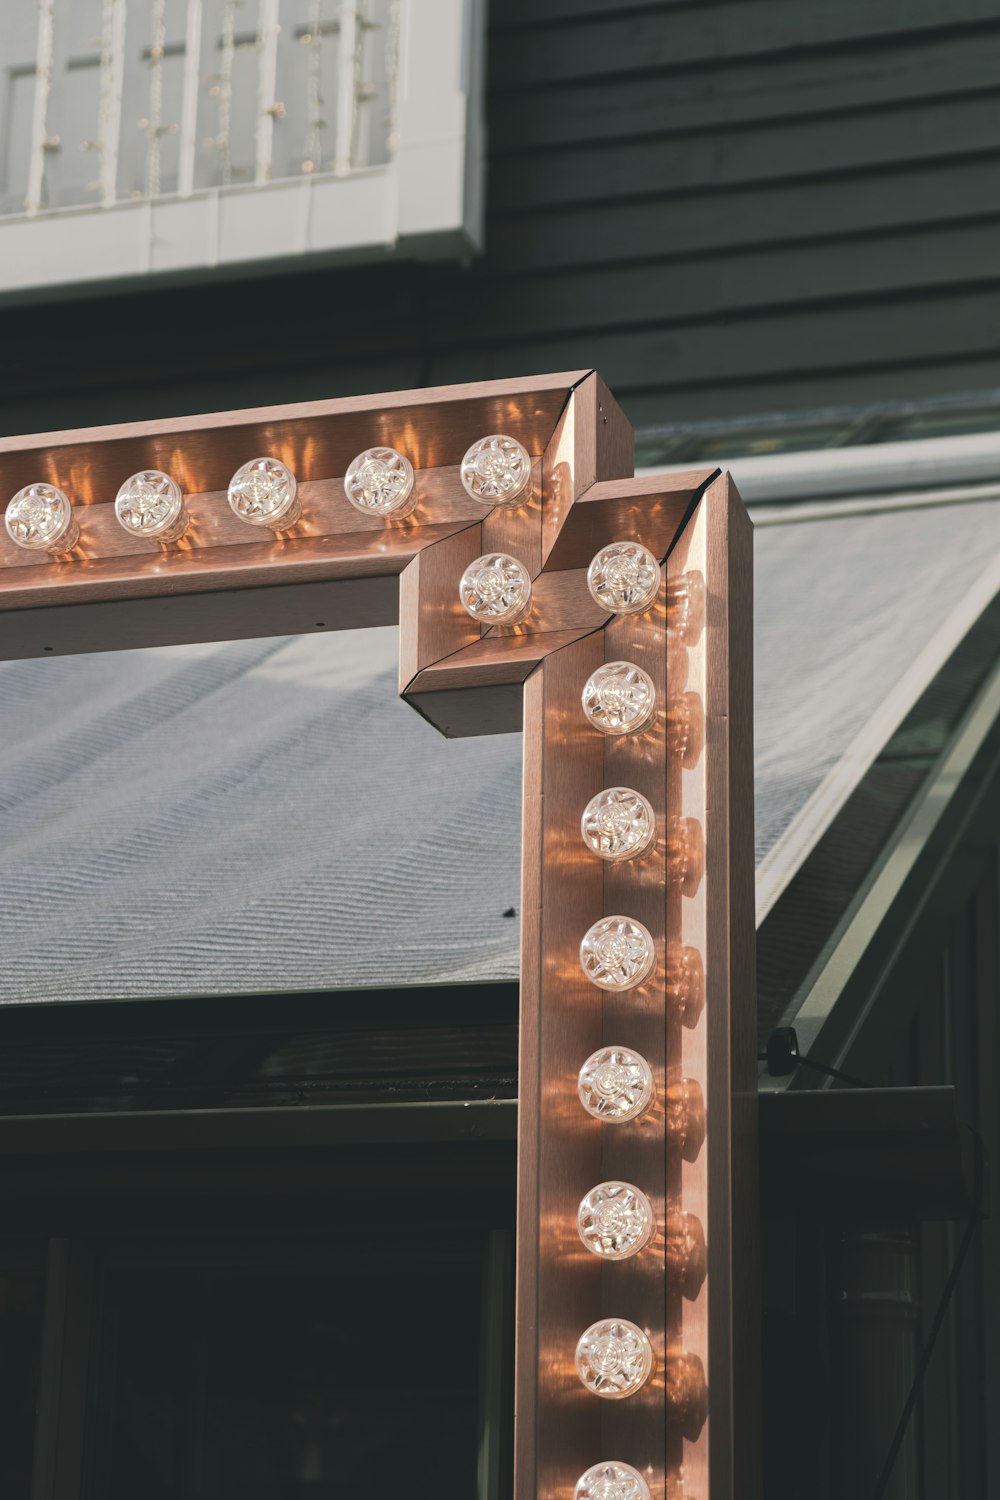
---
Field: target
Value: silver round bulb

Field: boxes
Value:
[460,434,532,508]
[343,446,416,517]
[5,483,78,554]
[459,552,532,625]
[228,456,300,529]
[587,540,660,615]
[114,470,187,542]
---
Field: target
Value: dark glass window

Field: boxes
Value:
[0,1252,45,1496]
[84,1235,501,1499]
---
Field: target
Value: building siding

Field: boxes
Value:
[1,0,999,435]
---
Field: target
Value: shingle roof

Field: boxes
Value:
[3,492,999,1005]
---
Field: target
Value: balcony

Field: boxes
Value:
[0,0,484,297]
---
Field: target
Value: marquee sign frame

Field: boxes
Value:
[0,370,758,1500]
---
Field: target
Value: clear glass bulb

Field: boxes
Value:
[228,456,300,529]
[580,915,655,991]
[581,787,655,862]
[581,661,656,736]
[460,434,532,507]
[578,1181,655,1260]
[578,1046,655,1123]
[459,552,532,625]
[343,446,415,517]
[575,1318,655,1399]
[587,541,660,615]
[574,1461,651,1500]
[114,470,187,542]
[5,483,78,554]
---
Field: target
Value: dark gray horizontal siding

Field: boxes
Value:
[488,93,1000,209]
[490,37,1000,155]
[486,156,1000,273]
[2,0,999,435]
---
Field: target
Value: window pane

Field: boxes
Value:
[0,1255,45,1498]
[86,1239,492,1498]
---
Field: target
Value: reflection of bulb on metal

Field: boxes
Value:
[587,540,660,615]
[666,1210,708,1300]
[576,1318,655,1399]
[5,483,78,554]
[459,552,532,625]
[580,915,655,991]
[667,570,705,645]
[666,944,706,1030]
[578,1181,654,1260]
[460,434,531,507]
[115,470,188,542]
[666,1076,706,1162]
[665,1351,709,1441]
[667,691,705,769]
[581,660,656,736]
[667,817,705,897]
[228,457,300,529]
[343,446,415,517]
[578,1046,655,1123]
[581,786,655,862]
[574,1462,650,1500]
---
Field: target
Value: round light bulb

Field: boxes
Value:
[580,915,655,991]
[228,456,300,529]
[578,1046,655,1123]
[587,540,660,615]
[460,434,532,508]
[343,446,415,517]
[459,552,532,625]
[114,469,187,542]
[574,1461,651,1500]
[581,786,655,862]
[575,1318,655,1400]
[581,661,656,736]
[5,483,78,554]
[578,1181,655,1260]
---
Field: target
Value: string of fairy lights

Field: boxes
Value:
[3,432,708,1495]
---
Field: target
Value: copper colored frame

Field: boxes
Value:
[0,371,758,1499]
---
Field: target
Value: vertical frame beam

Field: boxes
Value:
[516,460,757,1495]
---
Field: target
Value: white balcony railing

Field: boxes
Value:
[0,0,483,291]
